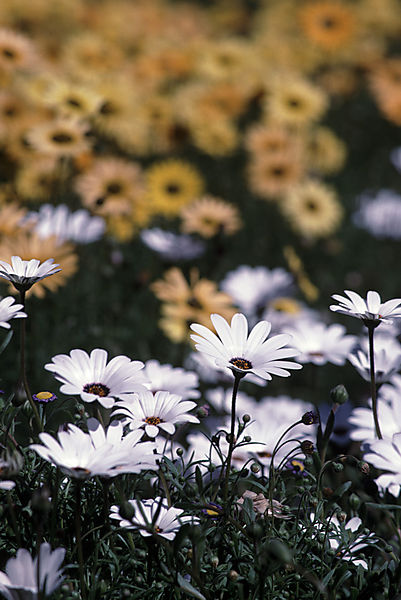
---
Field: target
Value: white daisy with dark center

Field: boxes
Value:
[0,256,61,292]
[190,313,302,380]
[110,496,198,540]
[45,348,148,409]
[111,390,199,438]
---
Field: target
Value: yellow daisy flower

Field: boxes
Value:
[43,79,103,118]
[0,203,27,238]
[75,157,146,217]
[0,28,38,73]
[247,152,305,200]
[280,180,343,240]
[266,75,328,128]
[146,159,204,217]
[26,118,91,158]
[190,118,239,157]
[181,195,242,238]
[15,157,59,202]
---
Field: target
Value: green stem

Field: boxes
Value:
[18,291,42,433]
[223,373,242,509]
[75,481,87,600]
[368,324,382,439]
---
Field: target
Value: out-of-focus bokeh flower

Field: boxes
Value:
[181,195,242,238]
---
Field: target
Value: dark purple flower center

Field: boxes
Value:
[83,382,110,397]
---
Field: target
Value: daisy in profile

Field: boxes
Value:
[110,496,198,540]
[112,390,199,438]
[25,204,105,245]
[330,290,401,325]
[30,418,157,479]
[0,232,77,298]
[140,228,205,262]
[0,543,65,599]
[0,296,26,329]
[353,190,401,240]
[190,313,301,381]
[0,256,61,293]
[45,348,147,409]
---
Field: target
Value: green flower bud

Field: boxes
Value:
[330,384,349,405]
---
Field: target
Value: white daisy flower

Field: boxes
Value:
[285,319,357,366]
[363,432,401,496]
[0,543,65,599]
[25,204,105,245]
[111,390,199,438]
[0,296,27,329]
[330,290,401,325]
[143,359,200,400]
[44,348,147,409]
[221,266,293,318]
[140,228,205,261]
[0,256,61,292]
[190,313,301,381]
[349,377,401,443]
[110,496,198,540]
[205,386,257,415]
[30,417,157,479]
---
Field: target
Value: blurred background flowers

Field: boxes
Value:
[0,0,401,404]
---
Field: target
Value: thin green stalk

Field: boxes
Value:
[223,373,242,508]
[18,291,42,433]
[368,324,382,439]
[75,481,87,600]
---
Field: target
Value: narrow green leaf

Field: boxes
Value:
[177,573,206,600]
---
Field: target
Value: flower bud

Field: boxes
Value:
[242,414,251,423]
[349,493,360,510]
[251,464,260,474]
[176,448,184,457]
[196,405,209,419]
[332,462,344,472]
[244,435,252,443]
[229,570,239,581]
[301,411,319,425]
[211,556,219,568]
[330,384,349,405]
[337,511,347,523]
[301,440,314,455]
[358,461,370,475]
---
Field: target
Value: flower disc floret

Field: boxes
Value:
[45,348,147,408]
[190,313,302,380]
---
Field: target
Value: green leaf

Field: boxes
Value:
[177,573,206,600]
[365,502,401,510]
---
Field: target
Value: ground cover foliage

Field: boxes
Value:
[1,0,401,598]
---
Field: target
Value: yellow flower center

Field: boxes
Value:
[35,391,54,401]
[83,383,110,397]
[145,416,162,426]
[229,357,253,370]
